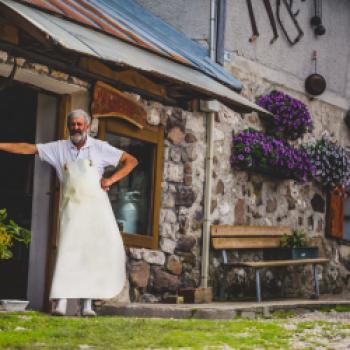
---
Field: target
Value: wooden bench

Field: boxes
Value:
[211,225,329,302]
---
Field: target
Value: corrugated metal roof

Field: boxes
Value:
[17,0,242,91]
[0,0,270,114]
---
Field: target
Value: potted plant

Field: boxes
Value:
[303,137,350,191]
[231,129,315,183]
[257,90,313,140]
[0,208,31,311]
[263,230,319,260]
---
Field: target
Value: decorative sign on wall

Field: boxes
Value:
[91,81,146,129]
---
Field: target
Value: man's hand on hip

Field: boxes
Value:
[100,152,138,192]
[101,178,113,192]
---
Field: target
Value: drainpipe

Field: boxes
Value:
[209,0,217,60]
[200,105,215,288]
[200,0,218,288]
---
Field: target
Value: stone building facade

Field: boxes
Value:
[1,0,350,308]
[2,46,350,304]
[120,0,350,302]
[124,74,350,302]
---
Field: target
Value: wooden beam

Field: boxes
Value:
[0,3,52,46]
[79,57,167,99]
[0,22,18,45]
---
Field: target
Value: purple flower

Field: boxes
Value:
[257,90,312,140]
[231,129,314,183]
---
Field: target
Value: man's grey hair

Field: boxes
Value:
[67,109,91,125]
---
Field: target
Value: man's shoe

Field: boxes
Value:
[81,299,96,317]
[82,309,97,317]
[52,299,67,316]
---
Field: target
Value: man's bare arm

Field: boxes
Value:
[0,143,38,155]
[101,152,138,191]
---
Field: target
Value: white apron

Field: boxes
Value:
[49,159,126,299]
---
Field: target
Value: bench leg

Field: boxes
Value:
[256,269,262,302]
[312,264,320,299]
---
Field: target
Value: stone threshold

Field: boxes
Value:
[98,298,350,320]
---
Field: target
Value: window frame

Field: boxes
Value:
[98,117,164,250]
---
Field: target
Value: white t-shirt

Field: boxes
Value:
[37,136,124,182]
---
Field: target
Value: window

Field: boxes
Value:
[99,118,164,249]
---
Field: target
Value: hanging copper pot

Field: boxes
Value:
[305,73,326,96]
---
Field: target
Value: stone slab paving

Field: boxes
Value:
[98,297,350,320]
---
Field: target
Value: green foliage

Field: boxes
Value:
[0,312,293,350]
[1,311,350,350]
[0,208,31,260]
[318,305,350,313]
[271,310,296,319]
[334,305,350,313]
[280,229,307,248]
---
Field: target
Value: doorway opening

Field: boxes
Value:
[0,84,38,299]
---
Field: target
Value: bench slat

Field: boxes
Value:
[212,237,282,249]
[211,225,292,237]
[224,258,329,268]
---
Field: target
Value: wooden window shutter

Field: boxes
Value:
[326,186,346,239]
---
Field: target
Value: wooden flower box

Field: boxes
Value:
[263,247,319,260]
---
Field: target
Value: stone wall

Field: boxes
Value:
[4,50,350,303]
[207,64,350,300]
[126,63,350,303]
[126,102,207,302]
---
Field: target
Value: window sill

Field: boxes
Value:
[121,232,158,250]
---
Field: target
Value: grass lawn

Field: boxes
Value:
[0,311,349,349]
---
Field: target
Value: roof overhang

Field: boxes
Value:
[0,0,270,115]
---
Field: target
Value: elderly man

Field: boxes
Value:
[0,109,138,316]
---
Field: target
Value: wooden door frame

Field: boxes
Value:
[43,94,71,312]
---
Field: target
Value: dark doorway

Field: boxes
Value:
[0,84,38,299]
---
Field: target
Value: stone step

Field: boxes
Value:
[97,299,350,320]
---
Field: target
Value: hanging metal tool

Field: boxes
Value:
[246,0,259,42]
[0,59,18,91]
[263,0,279,44]
[311,0,326,36]
[288,0,300,17]
[276,0,304,45]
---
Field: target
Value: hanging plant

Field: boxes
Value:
[303,138,350,190]
[0,208,31,260]
[231,129,315,183]
[257,90,312,140]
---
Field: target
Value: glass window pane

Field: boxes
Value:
[105,132,155,236]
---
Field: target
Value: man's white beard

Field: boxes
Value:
[70,131,87,145]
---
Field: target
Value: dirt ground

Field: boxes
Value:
[284,310,350,350]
